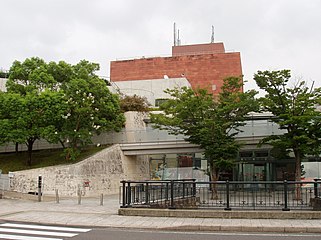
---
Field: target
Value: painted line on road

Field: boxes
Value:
[0,233,63,240]
[0,223,91,232]
[0,227,77,237]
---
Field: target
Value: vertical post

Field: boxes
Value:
[37,175,42,202]
[55,189,59,204]
[145,182,149,204]
[121,181,126,208]
[182,182,185,199]
[78,188,82,205]
[100,193,104,206]
[314,179,319,199]
[282,180,290,211]
[169,180,175,209]
[165,182,169,201]
[192,179,196,197]
[127,182,131,207]
[224,180,231,210]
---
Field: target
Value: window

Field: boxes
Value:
[155,98,169,107]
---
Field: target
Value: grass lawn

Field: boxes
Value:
[0,145,107,174]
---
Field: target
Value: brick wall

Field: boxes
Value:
[110,52,242,94]
[172,42,225,56]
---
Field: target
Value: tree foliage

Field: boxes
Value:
[120,94,150,112]
[151,77,258,181]
[254,69,321,182]
[0,57,125,165]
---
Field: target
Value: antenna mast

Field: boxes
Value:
[211,25,214,43]
[177,29,181,46]
[173,22,177,46]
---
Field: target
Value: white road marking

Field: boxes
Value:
[0,223,91,232]
[0,227,77,237]
[0,233,63,240]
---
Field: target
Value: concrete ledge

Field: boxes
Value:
[118,208,321,219]
[3,191,56,202]
[158,225,321,233]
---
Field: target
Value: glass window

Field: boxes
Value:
[240,151,253,158]
[255,151,269,158]
[155,98,169,107]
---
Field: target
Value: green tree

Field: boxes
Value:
[0,90,67,165]
[254,70,321,186]
[57,60,124,160]
[3,57,125,163]
[151,77,258,187]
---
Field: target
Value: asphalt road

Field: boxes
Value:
[1,222,321,240]
[73,228,321,240]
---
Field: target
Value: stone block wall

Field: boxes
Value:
[9,144,149,197]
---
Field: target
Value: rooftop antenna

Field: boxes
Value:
[211,25,214,43]
[173,22,177,46]
[177,29,181,46]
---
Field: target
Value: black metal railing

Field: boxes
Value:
[120,179,321,211]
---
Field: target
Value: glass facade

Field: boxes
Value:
[149,153,209,181]
[94,112,320,182]
[235,149,296,181]
[146,116,298,182]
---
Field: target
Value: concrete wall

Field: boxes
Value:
[109,78,191,106]
[0,78,7,91]
[8,112,151,197]
[9,144,149,197]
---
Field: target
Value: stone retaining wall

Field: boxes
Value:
[9,144,149,197]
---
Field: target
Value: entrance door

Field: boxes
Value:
[254,164,265,181]
[240,163,265,181]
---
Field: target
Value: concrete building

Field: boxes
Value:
[110,42,243,96]
[108,77,191,107]
[4,41,321,196]
[108,41,320,183]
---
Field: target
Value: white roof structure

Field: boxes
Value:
[0,78,7,92]
[109,77,191,106]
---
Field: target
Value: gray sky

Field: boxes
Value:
[1,0,320,91]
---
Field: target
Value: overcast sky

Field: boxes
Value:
[1,0,320,91]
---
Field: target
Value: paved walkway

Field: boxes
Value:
[1,195,321,233]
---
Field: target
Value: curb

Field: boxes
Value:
[2,218,321,234]
[118,208,321,219]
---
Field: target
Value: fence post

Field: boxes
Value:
[224,180,231,211]
[282,180,290,211]
[182,182,185,199]
[121,181,127,208]
[168,180,175,209]
[145,182,149,205]
[165,182,169,201]
[38,175,42,202]
[127,182,131,207]
[192,179,196,197]
[314,179,319,198]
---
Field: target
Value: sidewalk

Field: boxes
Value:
[1,195,321,233]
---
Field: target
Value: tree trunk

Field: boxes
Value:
[59,139,66,149]
[210,163,219,200]
[294,149,302,200]
[26,138,35,166]
[15,142,19,154]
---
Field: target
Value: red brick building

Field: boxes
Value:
[110,42,243,94]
